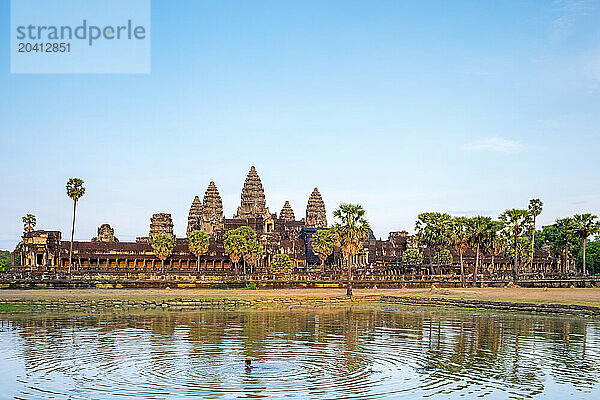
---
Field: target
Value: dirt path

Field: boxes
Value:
[1,287,600,306]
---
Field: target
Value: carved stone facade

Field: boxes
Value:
[201,181,224,234]
[305,188,327,228]
[186,196,202,235]
[279,201,295,222]
[92,224,118,243]
[149,213,174,241]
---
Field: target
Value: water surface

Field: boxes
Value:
[0,306,599,399]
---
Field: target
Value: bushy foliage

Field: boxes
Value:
[152,234,174,261]
[271,253,292,272]
[438,249,453,265]
[402,248,423,263]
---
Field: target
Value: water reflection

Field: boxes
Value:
[0,306,599,399]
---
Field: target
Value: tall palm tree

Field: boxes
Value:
[22,214,36,233]
[311,229,334,269]
[415,212,451,275]
[151,233,174,274]
[223,229,245,274]
[243,238,263,275]
[331,203,371,297]
[66,178,85,274]
[500,209,532,283]
[484,221,507,277]
[572,214,599,275]
[468,216,492,287]
[448,217,470,287]
[555,217,576,274]
[528,199,543,262]
[188,229,210,273]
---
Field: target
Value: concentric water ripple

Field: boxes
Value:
[1,307,599,399]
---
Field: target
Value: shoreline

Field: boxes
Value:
[1,288,600,316]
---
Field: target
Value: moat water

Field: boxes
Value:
[0,306,599,399]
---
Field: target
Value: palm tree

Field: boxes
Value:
[555,217,576,274]
[528,198,543,262]
[223,229,245,273]
[572,214,599,275]
[467,216,492,287]
[188,229,210,273]
[66,178,85,274]
[415,212,451,275]
[22,214,36,233]
[500,209,532,283]
[151,233,174,274]
[243,238,263,275]
[485,221,507,277]
[311,229,334,270]
[331,204,371,297]
[448,217,470,287]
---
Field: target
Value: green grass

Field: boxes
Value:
[0,302,36,313]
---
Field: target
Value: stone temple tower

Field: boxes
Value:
[306,188,327,228]
[235,166,270,219]
[186,196,202,235]
[279,201,295,222]
[200,181,224,234]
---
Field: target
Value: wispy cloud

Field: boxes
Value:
[464,137,525,154]
[552,0,595,41]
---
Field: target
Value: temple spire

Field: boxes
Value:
[186,195,202,235]
[306,188,327,228]
[279,201,295,222]
[201,181,224,234]
[235,166,269,219]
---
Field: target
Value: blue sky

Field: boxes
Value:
[1,0,600,248]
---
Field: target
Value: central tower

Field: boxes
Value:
[234,166,274,232]
[235,166,270,219]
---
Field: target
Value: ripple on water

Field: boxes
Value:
[0,308,599,399]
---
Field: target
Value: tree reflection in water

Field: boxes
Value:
[0,306,599,399]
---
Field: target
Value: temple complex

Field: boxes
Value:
[15,166,562,278]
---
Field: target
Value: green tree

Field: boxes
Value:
[66,178,85,274]
[528,199,543,255]
[438,249,453,265]
[415,212,451,275]
[467,216,493,287]
[448,217,470,287]
[188,229,210,272]
[151,233,174,274]
[577,238,600,275]
[223,229,245,273]
[555,217,578,274]
[485,221,507,277]
[311,229,334,268]
[402,248,423,264]
[572,214,599,275]
[22,214,36,233]
[243,237,263,274]
[500,209,532,283]
[331,203,371,297]
[0,250,11,271]
[271,253,292,273]
[506,237,533,268]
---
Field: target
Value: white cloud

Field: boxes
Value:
[464,137,525,153]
